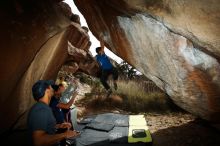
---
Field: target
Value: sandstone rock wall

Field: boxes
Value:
[0,0,97,133]
[74,0,220,122]
[1,0,219,133]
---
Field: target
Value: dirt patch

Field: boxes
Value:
[147,113,220,146]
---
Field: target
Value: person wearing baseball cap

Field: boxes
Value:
[27,80,79,146]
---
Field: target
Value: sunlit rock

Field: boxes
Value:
[74,0,220,122]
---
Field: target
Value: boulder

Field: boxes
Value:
[74,0,220,122]
[0,0,97,133]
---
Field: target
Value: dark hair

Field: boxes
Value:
[32,80,54,101]
[96,47,101,53]
[52,85,59,92]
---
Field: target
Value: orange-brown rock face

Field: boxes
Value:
[1,0,220,133]
[74,0,220,123]
[0,0,97,133]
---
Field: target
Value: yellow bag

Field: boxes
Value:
[128,115,152,143]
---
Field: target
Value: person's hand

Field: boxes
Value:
[59,122,72,129]
[64,130,80,139]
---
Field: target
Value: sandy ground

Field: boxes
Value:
[146,113,220,146]
[75,90,220,146]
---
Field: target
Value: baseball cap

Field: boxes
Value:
[32,80,54,101]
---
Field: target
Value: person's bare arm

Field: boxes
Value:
[55,122,72,129]
[99,34,105,53]
[32,130,79,146]
[57,91,78,109]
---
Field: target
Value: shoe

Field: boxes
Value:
[114,82,117,90]
[106,89,112,97]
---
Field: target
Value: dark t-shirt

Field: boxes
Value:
[27,102,56,134]
[50,96,65,124]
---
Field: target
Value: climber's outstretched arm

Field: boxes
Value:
[99,34,105,53]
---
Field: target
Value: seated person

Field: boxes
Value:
[27,80,79,146]
[56,76,68,89]
[50,84,78,126]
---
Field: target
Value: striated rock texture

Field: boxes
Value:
[0,0,98,133]
[74,0,220,122]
